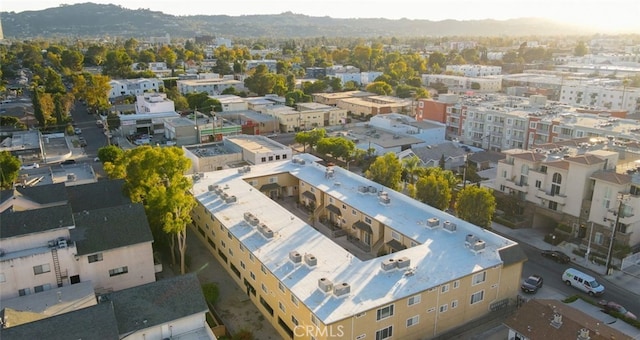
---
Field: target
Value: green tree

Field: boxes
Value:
[31,87,46,128]
[439,154,446,169]
[415,173,452,210]
[104,146,196,274]
[574,41,589,57]
[456,186,496,228]
[61,50,84,72]
[102,49,133,78]
[44,67,66,94]
[97,145,124,163]
[0,151,21,189]
[106,112,121,131]
[365,81,393,95]
[244,64,277,96]
[294,128,326,152]
[402,155,421,185]
[158,46,177,68]
[285,90,311,107]
[365,153,402,191]
[84,45,107,66]
[316,136,355,161]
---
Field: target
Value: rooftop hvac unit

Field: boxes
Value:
[427,218,440,228]
[67,174,77,181]
[443,221,457,232]
[225,195,237,203]
[333,282,351,297]
[292,158,299,164]
[222,193,230,201]
[299,159,306,165]
[465,234,478,245]
[289,251,302,263]
[304,253,317,266]
[208,184,217,191]
[379,196,391,205]
[472,239,486,251]
[237,168,245,174]
[259,224,274,238]
[248,216,260,226]
[244,212,254,222]
[318,277,333,292]
[367,186,377,194]
[396,257,411,269]
[244,166,251,173]
[381,258,397,271]
[358,186,369,194]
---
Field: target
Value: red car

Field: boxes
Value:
[598,300,637,320]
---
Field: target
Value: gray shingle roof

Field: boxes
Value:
[0,204,74,239]
[70,203,153,256]
[411,143,467,163]
[498,243,528,266]
[15,183,68,205]
[66,179,129,213]
[107,274,208,334]
[0,302,120,340]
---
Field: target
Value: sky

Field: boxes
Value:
[3,0,640,32]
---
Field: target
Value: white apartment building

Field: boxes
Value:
[422,74,502,93]
[108,78,163,99]
[177,78,244,96]
[560,84,640,114]
[135,93,175,114]
[0,181,156,301]
[225,135,292,166]
[494,146,640,252]
[445,65,502,77]
[245,59,278,73]
[210,95,249,112]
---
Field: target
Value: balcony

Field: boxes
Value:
[504,178,529,193]
[536,189,566,205]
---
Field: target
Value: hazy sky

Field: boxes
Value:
[3,0,640,32]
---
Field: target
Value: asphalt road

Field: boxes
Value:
[519,241,639,316]
[70,102,110,156]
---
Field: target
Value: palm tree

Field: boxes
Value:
[402,155,422,185]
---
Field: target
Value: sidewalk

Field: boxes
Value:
[490,222,640,297]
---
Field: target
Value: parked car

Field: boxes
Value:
[20,163,40,170]
[541,250,571,264]
[74,128,82,135]
[96,120,104,128]
[61,159,76,165]
[78,137,87,147]
[598,300,637,320]
[521,274,544,294]
[562,268,605,296]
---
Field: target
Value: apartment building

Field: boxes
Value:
[262,104,347,132]
[177,78,244,96]
[190,154,525,340]
[135,93,175,114]
[108,78,162,99]
[560,84,640,114]
[445,65,502,77]
[336,95,412,118]
[494,145,640,250]
[0,180,156,301]
[421,74,502,93]
[312,91,376,106]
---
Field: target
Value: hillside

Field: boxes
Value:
[1,3,594,39]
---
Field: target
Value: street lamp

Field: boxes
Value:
[605,193,630,275]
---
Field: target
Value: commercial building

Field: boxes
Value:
[190,154,525,339]
[135,93,175,114]
[177,78,244,96]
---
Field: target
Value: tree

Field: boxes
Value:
[44,67,65,94]
[106,112,121,131]
[164,86,189,111]
[365,81,393,95]
[244,64,277,95]
[285,90,311,107]
[456,186,496,228]
[97,145,124,163]
[102,49,133,78]
[31,87,46,128]
[316,137,355,161]
[61,50,84,72]
[439,154,446,169]
[415,173,452,210]
[365,153,402,191]
[0,151,21,189]
[104,146,196,274]
[402,155,421,185]
[158,46,177,68]
[294,128,325,152]
[574,41,589,57]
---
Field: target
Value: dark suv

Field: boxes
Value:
[541,250,571,264]
[61,159,76,165]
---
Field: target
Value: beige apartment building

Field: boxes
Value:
[190,154,525,340]
[262,104,347,132]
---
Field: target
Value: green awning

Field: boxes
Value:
[353,220,372,233]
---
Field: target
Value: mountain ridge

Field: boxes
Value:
[1,2,597,39]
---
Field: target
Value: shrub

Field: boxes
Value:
[556,223,573,234]
[201,283,220,305]
[562,295,580,303]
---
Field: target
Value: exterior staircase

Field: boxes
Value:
[51,248,63,287]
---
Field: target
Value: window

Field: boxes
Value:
[291,295,299,306]
[470,290,484,304]
[228,248,233,256]
[453,280,460,289]
[279,301,286,312]
[221,240,226,248]
[261,265,267,274]
[19,288,31,296]
[472,271,486,285]
[427,307,435,313]
[278,282,285,293]
[352,209,357,215]
[535,180,541,189]
[227,231,233,239]
[311,315,318,326]
[240,261,246,270]
[594,232,604,245]
[406,315,419,327]
[0,273,5,283]
[261,283,268,293]
[364,216,372,224]
[88,253,103,263]
[391,231,400,240]
[268,156,274,161]
[375,325,393,340]
[239,244,245,252]
[250,272,256,280]
[441,284,449,293]
[33,264,51,275]
[34,283,52,293]
[109,266,128,277]
[261,157,266,162]
[439,304,448,313]
[283,154,287,159]
[451,300,459,309]
[407,294,421,306]
[310,187,315,193]
[376,304,394,321]
[249,254,255,262]
[276,155,280,160]
[269,176,278,183]
[291,315,299,326]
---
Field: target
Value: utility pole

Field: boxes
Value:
[605,195,627,275]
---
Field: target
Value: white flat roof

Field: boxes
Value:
[192,154,516,324]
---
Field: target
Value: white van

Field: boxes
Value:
[562,268,605,296]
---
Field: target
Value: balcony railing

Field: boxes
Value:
[536,190,566,205]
